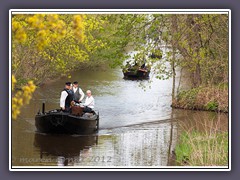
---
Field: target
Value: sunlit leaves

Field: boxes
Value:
[12,14,98,85]
[12,75,36,120]
[12,21,27,43]
[13,14,70,50]
[72,15,85,42]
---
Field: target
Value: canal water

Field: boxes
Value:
[12,68,228,167]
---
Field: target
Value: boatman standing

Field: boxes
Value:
[72,81,85,103]
[60,82,74,112]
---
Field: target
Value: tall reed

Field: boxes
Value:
[175,112,228,166]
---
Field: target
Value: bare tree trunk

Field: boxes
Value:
[172,52,176,101]
[171,15,177,101]
[186,15,203,88]
[194,62,202,87]
[177,67,183,95]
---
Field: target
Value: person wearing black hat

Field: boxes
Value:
[72,81,85,103]
[60,82,74,112]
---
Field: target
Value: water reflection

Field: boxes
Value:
[33,133,98,166]
[175,109,228,133]
[167,112,176,166]
[50,121,178,167]
[27,120,178,167]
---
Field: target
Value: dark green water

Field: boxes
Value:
[12,68,228,167]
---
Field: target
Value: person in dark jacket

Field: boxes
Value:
[60,82,74,112]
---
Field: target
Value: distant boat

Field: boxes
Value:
[123,58,151,80]
[123,68,150,80]
[35,103,99,135]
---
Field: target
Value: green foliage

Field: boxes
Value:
[12,13,229,114]
[111,14,228,88]
[205,101,218,111]
[13,14,228,88]
[176,88,200,108]
[175,132,191,164]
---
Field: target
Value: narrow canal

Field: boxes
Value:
[12,67,228,167]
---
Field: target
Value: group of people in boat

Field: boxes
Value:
[124,59,149,73]
[60,81,94,113]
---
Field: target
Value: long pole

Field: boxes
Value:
[42,102,45,114]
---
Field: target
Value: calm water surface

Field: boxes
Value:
[12,68,228,167]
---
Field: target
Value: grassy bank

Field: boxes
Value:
[175,131,228,166]
[172,85,228,112]
[174,113,229,166]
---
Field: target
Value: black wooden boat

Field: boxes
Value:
[123,69,150,79]
[35,103,99,135]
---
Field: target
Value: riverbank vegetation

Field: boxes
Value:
[174,113,228,166]
[175,131,228,166]
[172,84,228,112]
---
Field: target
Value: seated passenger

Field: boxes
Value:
[83,90,95,113]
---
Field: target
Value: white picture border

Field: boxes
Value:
[9,9,231,171]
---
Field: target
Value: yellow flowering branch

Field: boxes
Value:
[12,75,36,120]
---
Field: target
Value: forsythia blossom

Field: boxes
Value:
[12,75,36,120]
